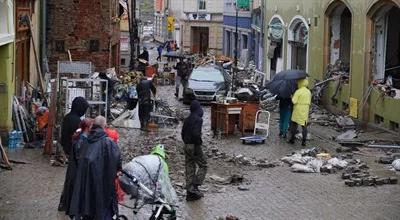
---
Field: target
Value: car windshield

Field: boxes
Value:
[190,67,224,82]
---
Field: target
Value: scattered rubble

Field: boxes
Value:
[336,130,357,141]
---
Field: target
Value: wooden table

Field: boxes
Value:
[211,101,260,136]
[211,102,246,135]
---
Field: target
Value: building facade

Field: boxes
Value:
[154,0,168,43]
[181,0,224,54]
[0,0,15,132]
[263,0,400,131]
[46,0,122,73]
[223,0,252,64]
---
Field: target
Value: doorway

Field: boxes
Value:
[288,18,309,71]
[191,26,209,54]
[370,4,400,87]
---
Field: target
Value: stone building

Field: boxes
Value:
[46,0,122,73]
[263,0,400,131]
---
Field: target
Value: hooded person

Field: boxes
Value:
[181,100,207,201]
[69,116,122,220]
[58,97,89,212]
[61,97,89,156]
[288,78,312,146]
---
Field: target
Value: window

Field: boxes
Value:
[198,0,206,10]
[0,0,15,46]
[89,39,100,52]
[121,58,126,65]
[55,40,65,52]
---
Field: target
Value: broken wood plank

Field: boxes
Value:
[0,137,12,170]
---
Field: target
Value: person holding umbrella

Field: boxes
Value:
[288,78,312,146]
[267,70,308,139]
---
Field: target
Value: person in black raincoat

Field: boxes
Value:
[61,118,93,218]
[69,116,122,220]
[136,77,156,130]
[59,96,89,211]
[181,100,207,201]
[138,47,149,62]
[61,97,89,156]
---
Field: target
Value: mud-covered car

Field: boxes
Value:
[183,65,230,103]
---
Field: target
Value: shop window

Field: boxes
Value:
[327,5,352,69]
[372,6,400,88]
[288,18,308,71]
[198,0,206,10]
[89,39,100,52]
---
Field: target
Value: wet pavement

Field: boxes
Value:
[1,85,400,220]
[1,47,400,219]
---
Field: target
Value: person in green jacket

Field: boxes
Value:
[288,78,312,146]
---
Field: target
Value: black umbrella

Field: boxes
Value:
[267,70,308,98]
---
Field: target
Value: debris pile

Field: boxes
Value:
[281,148,348,173]
[342,159,398,187]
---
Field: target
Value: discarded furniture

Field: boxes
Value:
[240,110,271,144]
[238,102,260,133]
[211,102,245,136]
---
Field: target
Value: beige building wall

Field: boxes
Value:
[181,0,223,54]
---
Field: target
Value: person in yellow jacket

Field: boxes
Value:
[288,78,312,146]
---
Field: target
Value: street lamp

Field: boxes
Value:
[231,2,239,95]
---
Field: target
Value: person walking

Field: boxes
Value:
[174,59,188,97]
[288,78,312,146]
[156,44,163,61]
[277,96,292,138]
[61,118,93,219]
[69,116,122,220]
[181,100,207,201]
[58,96,89,211]
[136,77,157,131]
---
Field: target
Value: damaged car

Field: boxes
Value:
[183,65,231,103]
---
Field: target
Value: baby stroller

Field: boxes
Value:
[117,149,178,220]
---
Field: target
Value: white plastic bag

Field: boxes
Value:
[392,159,400,171]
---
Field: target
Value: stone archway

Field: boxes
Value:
[287,16,309,71]
[266,15,285,79]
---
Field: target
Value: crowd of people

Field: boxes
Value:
[57,93,207,219]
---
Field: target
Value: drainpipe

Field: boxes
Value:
[40,0,48,74]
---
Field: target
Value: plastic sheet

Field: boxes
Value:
[119,155,178,207]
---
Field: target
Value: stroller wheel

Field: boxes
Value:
[117,215,128,220]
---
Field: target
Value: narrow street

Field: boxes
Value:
[1,84,399,219]
[1,1,400,219]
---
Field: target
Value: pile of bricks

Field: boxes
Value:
[342,160,398,187]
